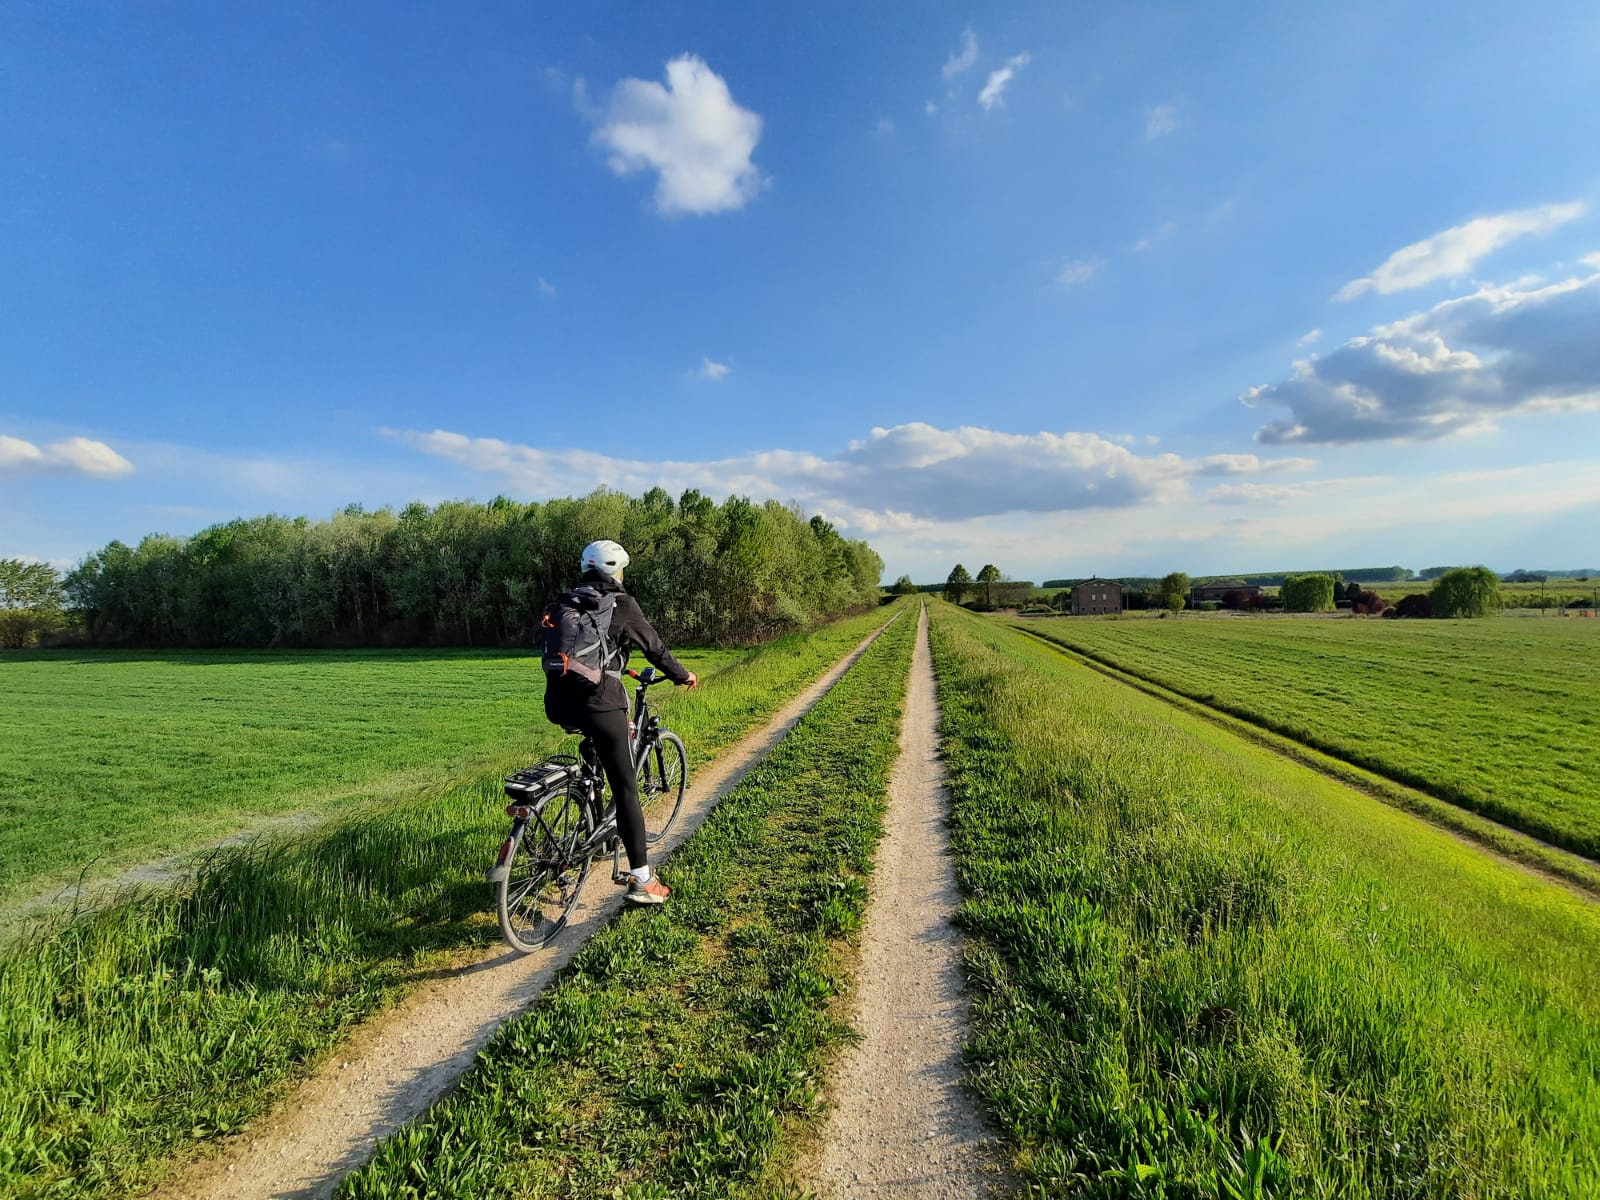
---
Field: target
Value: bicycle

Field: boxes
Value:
[487,666,689,952]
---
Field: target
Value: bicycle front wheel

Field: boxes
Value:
[638,731,687,844]
[497,785,594,953]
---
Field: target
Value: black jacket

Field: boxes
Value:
[543,571,691,724]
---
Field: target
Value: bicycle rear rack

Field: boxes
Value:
[503,755,582,809]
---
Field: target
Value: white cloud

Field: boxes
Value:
[1206,476,1384,505]
[392,421,1317,529]
[589,56,765,217]
[942,28,978,80]
[876,117,896,136]
[1131,222,1177,253]
[0,434,133,478]
[924,100,938,116]
[695,357,731,381]
[538,276,556,296]
[1245,260,1600,443]
[1334,202,1587,301]
[1056,258,1101,288]
[1297,328,1322,347]
[1145,103,1180,140]
[978,53,1030,110]
[1581,252,1600,270]
[1197,453,1316,476]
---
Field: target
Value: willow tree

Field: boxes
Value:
[1283,573,1336,612]
[1432,566,1502,618]
[0,559,65,648]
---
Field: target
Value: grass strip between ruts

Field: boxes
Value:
[0,602,903,1200]
[932,602,1600,1199]
[337,606,917,1200]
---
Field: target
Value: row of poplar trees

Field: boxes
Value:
[64,488,884,648]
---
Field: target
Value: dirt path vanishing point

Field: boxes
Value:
[803,604,998,1199]
[154,612,902,1200]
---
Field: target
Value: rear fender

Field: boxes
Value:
[486,819,524,884]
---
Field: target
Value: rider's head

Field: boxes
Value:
[580,539,630,582]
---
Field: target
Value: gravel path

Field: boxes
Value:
[152,614,900,1200]
[803,604,999,1199]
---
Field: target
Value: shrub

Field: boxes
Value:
[1352,590,1389,615]
[1221,589,1250,610]
[1395,593,1433,619]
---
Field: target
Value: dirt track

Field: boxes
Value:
[802,604,997,1198]
[153,615,899,1200]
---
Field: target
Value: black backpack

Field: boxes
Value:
[537,585,623,689]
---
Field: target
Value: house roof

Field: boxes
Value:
[1072,577,1123,587]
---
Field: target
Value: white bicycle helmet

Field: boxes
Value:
[580,539,630,579]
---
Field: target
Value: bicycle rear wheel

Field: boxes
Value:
[638,731,687,844]
[497,784,595,953]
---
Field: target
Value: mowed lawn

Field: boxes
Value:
[1020,615,1600,858]
[0,648,736,906]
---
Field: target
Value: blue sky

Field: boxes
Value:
[4,0,1599,581]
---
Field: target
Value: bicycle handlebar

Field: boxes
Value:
[625,667,691,687]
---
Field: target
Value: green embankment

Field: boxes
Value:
[1016,614,1600,859]
[338,605,917,1199]
[935,604,1600,1197]
[0,603,902,1200]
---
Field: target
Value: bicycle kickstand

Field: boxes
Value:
[609,838,630,886]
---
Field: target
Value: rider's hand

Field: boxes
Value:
[682,671,699,690]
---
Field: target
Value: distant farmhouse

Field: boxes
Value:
[1071,578,1124,615]
[1191,579,1264,605]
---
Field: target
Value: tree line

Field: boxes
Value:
[905,562,1526,621]
[53,488,885,649]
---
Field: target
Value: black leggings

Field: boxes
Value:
[574,707,648,871]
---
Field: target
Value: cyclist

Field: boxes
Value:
[544,539,697,905]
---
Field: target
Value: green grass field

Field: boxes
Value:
[0,603,902,1200]
[1015,614,1600,859]
[0,647,749,907]
[934,604,1600,1197]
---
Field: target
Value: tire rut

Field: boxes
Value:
[802,604,1002,1198]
